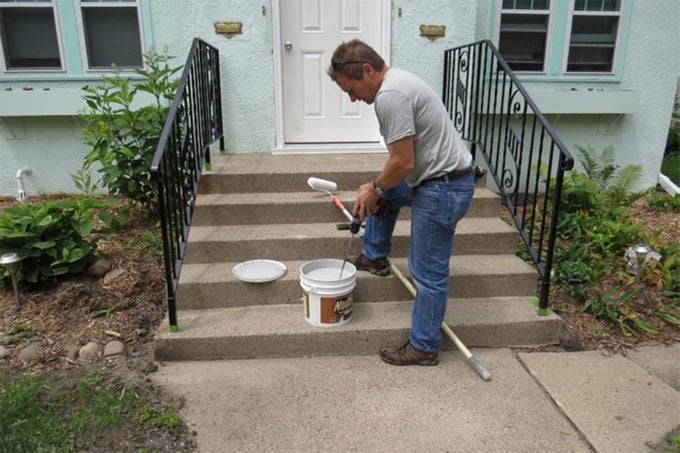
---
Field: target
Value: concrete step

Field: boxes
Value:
[200,153,387,193]
[176,255,537,310]
[192,188,501,225]
[155,297,560,361]
[184,217,518,264]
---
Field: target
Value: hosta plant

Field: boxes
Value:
[0,197,107,286]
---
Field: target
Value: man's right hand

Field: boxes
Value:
[353,182,380,222]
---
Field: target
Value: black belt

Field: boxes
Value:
[416,167,473,188]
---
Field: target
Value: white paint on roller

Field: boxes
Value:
[307,177,337,193]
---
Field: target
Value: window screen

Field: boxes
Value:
[81,5,143,69]
[0,7,61,69]
[499,1,551,72]
[566,0,621,73]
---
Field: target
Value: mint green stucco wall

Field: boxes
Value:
[479,0,679,190]
[150,0,275,153]
[0,0,678,196]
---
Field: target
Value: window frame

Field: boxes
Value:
[0,0,67,74]
[562,0,625,75]
[74,0,146,73]
[494,0,631,81]
[495,0,556,75]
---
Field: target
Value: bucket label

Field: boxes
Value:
[319,294,352,324]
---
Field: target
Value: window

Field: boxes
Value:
[566,0,621,73]
[0,0,63,71]
[78,0,144,70]
[499,0,552,72]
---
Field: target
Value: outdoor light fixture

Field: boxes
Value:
[634,244,650,265]
[0,252,21,310]
[624,243,660,279]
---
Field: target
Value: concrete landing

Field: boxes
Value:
[152,344,680,452]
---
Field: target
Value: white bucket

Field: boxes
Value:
[300,259,357,327]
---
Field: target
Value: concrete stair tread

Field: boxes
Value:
[180,255,535,285]
[207,153,387,175]
[176,255,537,309]
[164,298,552,336]
[187,217,515,242]
[195,187,500,206]
[155,297,560,360]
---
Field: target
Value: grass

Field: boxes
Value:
[0,367,180,452]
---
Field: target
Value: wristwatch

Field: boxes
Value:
[372,180,385,196]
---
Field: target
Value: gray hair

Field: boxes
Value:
[327,40,385,81]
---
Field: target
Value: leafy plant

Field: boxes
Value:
[0,197,106,285]
[577,144,619,189]
[3,323,36,344]
[138,406,180,430]
[646,191,680,213]
[78,49,181,211]
[584,288,630,322]
[573,145,643,210]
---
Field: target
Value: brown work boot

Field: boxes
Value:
[352,254,390,277]
[379,341,439,366]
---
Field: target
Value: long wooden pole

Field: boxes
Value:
[389,262,491,381]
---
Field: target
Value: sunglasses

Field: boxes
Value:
[330,60,369,71]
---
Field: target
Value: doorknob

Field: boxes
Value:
[284,42,293,51]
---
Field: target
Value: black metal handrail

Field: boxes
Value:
[150,38,224,331]
[443,40,574,314]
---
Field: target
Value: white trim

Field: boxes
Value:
[494,0,554,75]
[0,0,67,74]
[272,0,391,152]
[658,173,680,196]
[562,0,624,75]
[74,0,145,73]
[272,0,285,150]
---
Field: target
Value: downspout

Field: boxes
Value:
[16,168,32,201]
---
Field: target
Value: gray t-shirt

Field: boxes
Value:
[374,68,472,187]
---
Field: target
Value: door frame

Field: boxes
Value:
[271,0,391,154]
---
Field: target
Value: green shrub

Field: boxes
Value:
[662,99,679,184]
[78,49,181,211]
[573,145,643,210]
[646,191,680,213]
[0,197,106,285]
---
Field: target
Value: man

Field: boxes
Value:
[327,40,474,366]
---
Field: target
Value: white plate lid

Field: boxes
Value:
[232,259,287,283]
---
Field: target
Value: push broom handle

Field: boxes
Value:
[388,262,492,381]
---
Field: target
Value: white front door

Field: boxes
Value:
[275,0,389,149]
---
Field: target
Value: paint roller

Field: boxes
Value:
[307,177,361,234]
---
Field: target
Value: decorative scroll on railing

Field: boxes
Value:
[443,40,574,314]
[150,38,224,331]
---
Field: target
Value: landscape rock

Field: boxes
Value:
[85,257,112,278]
[103,268,127,284]
[17,342,42,362]
[79,342,101,361]
[0,345,10,360]
[63,340,80,361]
[103,340,126,357]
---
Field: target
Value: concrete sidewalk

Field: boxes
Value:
[153,344,679,452]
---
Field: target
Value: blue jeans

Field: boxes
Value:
[362,171,475,352]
